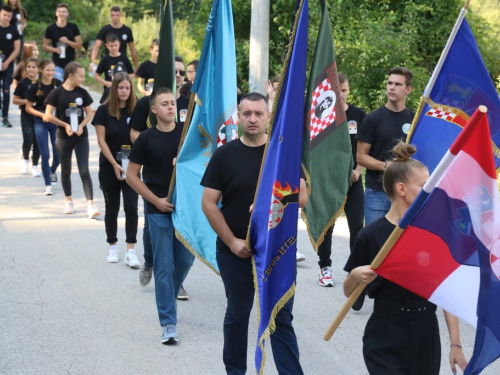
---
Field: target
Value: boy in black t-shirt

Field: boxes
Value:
[136,39,158,96]
[0,5,21,127]
[95,33,134,92]
[126,87,194,345]
[357,67,414,226]
[42,4,82,81]
[90,6,138,71]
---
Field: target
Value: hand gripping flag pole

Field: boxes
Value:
[324,105,488,341]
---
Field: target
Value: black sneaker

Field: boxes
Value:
[50,172,57,185]
[176,285,189,300]
[2,118,12,128]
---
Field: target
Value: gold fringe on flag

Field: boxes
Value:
[174,230,220,276]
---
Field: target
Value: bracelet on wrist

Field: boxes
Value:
[450,344,462,349]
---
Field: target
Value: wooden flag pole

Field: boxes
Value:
[323,226,404,341]
[464,0,470,9]
[166,92,197,202]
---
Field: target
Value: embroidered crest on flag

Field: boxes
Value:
[217,109,238,147]
[310,77,336,140]
[268,180,299,229]
[425,103,469,127]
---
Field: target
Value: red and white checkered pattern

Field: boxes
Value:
[269,198,284,229]
[217,109,239,148]
[310,78,336,140]
[426,107,457,122]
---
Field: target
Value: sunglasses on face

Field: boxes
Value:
[176,70,186,76]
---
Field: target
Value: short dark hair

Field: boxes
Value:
[239,92,268,111]
[151,39,159,48]
[150,87,173,106]
[388,66,413,87]
[175,56,184,63]
[187,60,198,70]
[1,5,13,12]
[338,73,348,85]
[110,5,121,12]
[56,3,69,11]
[106,33,119,43]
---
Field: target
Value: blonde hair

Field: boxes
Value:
[383,141,427,199]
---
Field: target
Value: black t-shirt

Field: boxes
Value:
[177,94,189,125]
[26,79,61,113]
[346,104,366,169]
[44,22,81,68]
[129,125,182,215]
[92,105,132,165]
[45,85,93,139]
[357,105,414,191]
[344,216,425,303]
[9,9,27,27]
[96,54,134,88]
[96,24,134,57]
[0,24,20,67]
[201,139,265,253]
[130,95,189,130]
[135,60,156,82]
[179,81,192,97]
[13,77,37,113]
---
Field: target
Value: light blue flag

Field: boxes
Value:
[172,0,238,274]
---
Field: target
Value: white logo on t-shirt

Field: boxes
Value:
[122,34,128,41]
[75,97,83,106]
[6,33,12,40]
[126,117,130,124]
[16,14,21,20]
[348,120,358,134]
[402,123,411,134]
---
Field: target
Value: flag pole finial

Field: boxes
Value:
[479,105,487,113]
[464,0,470,9]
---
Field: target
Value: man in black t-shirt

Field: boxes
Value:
[0,5,21,127]
[90,6,138,72]
[357,67,414,225]
[317,74,366,288]
[42,3,82,82]
[136,39,158,96]
[127,87,194,345]
[201,93,305,374]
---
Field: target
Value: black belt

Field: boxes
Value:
[374,299,436,318]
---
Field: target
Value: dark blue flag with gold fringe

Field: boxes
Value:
[248,0,308,373]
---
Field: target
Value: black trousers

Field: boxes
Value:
[99,163,138,244]
[55,136,93,200]
[363,300,441,375]
[20,111,40,165]
[317,177,364,268]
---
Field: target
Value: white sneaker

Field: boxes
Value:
[87,205,100,219]
[318,266,334,287]
[125,249,141,268]
[296,251,306,262]
[107,246,119,263]
[31,165,41,177]
[63,200,74,214]
[44,186,53,196]
[20,159,29,174]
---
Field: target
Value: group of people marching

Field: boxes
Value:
[1,1,473,374]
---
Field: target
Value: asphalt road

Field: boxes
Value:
[0,90,498,375]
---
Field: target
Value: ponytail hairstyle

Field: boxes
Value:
[14,41,38,79]
[63,61,84,83]
[36,58,56,97]
[383,141,427,199]
[104,72,136,120]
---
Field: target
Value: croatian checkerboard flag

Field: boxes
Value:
[377,107,500,374]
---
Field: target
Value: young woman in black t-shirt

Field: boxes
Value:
[343,142,467,375]
[44,62,100,218]
[26,58,61,195]
[13,57,39,177]
[92,72,140,267]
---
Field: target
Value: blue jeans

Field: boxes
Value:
[55,66,64,82]
[0,63,14,118]
[148,213,194,326]
[364,187,391,225]
[34,117,60,186]
[142,179,153,268]
[216,250,303,375]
